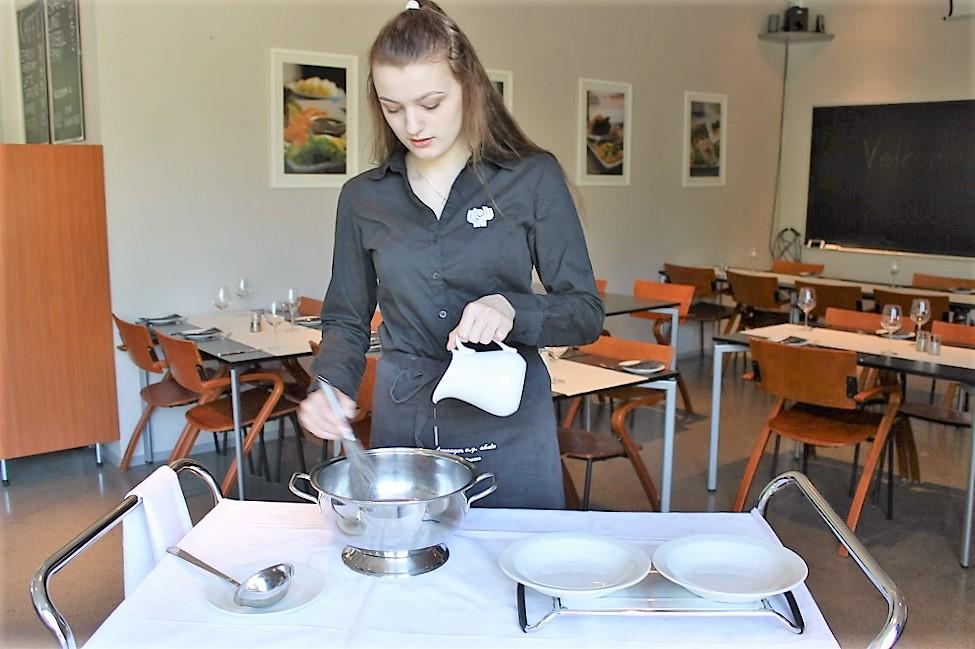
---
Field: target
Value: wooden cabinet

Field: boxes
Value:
[0,144,119,461]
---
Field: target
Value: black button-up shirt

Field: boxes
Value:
[311,150,603,399]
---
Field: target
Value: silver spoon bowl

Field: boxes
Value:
[167,546,294,608]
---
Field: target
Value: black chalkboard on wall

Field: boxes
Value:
[45,0,84,143]
[17,1,50,144]
[805,100,975,258]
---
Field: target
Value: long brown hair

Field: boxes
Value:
[367,0,544,167]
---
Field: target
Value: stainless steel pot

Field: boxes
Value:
[289,447,496,576]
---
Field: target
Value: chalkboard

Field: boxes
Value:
[17,1,50,144]
[45,0,84,143]
[805,100,975,259]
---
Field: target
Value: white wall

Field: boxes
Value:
[2,0,970,463]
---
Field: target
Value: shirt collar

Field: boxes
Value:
[368,148,517,180]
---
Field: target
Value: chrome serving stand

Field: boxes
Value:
[518,472,906,649]
[518,573,803,633]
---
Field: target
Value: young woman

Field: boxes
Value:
[299,0,602,509]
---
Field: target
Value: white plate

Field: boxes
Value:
[141,314,184,325]
[950,287,974,295]
[499,532,651,599]
[874,329,914,340]
[617,359,666,375]
[653,534,807,603]
[203,563,324,616]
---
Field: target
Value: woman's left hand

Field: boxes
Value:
[447,294,515,349]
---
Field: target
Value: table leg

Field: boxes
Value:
[94,444,103,466]
[140,369,154,464]
[1,459,8,486]
[709,342,747,491]
[962,406,975,567]
[648,378,677,512]
[230,367,246,500]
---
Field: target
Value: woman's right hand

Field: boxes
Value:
[298,386,357,441]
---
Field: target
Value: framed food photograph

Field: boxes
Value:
[683,91,726,187]
[270,48,358,188]
[578,78,631,186]
[486,68,514,113]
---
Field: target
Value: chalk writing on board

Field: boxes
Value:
[46,0,84,142]
[17,0,50,143]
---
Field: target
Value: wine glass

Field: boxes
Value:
[889,259,900,287]
[213,286,231,312]
[910,298,931,338]
[284,288,298,325]
[264,301,286,342]
[235,277,252,300]
[797,287,817,329]
[880,304,902,354]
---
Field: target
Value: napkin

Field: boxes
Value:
[178,327,222,338]
[139,314,183,324]
[121,466,193,595]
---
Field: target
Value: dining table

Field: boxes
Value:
[707,322,975,567]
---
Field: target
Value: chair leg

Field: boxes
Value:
[221,432,228,455]
[843,401,900,550]
[872,442,887,505]
[168,422,199,463]
[275,418,286,483]
[611,403,660,511]
[733,402,783,512]
[290,413,307,474]
[699,320,706,358]
[582,460,594,511]
[676,374,694,415]
[120,405,155,471]
[212,433,221,455]
[769,435,781,478]
[561,459,581,510]
[802,443,811,475]
[887,433,894,520]
[258,430,271,479]
[849,444,860,497]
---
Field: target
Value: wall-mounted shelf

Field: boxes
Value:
[759,31,834,43]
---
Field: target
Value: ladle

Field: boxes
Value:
[167,546,293,608]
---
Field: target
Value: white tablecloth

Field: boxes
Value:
[86,501,838,648]
[187,311,322,357]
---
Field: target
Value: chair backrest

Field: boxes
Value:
[580,334,674,367]
[663,263,718,299]
[932,320,975,346]
[631,279,693,319]
[824,307,883,332]
[113,315,167,374]
[771,259,825,276]
[750,338,859,410]
[726,271,781,310]
[873,288,950,329]
[309,339,377,411]
[298,295,323,316]
[795,280,863,319]
[155,332,209,394]
[595,278,607,295]
[912,273,975,292]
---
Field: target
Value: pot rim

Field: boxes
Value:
[306,447,482,506]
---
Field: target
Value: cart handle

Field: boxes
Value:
[756,471,907,649]
[30,459,222,649]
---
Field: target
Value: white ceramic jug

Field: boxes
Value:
[432,341,526,417]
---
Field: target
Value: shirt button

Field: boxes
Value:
[438,309,447,319]
[432,271,441,280]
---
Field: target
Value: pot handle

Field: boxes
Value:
[288,472,318,503]
[463,472,497,507]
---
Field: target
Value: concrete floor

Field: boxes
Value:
[2,353,974,648]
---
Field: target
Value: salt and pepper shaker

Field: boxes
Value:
[928,334,942,356]
[915,331,930,353]
[250,311,263,332]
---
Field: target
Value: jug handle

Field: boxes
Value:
[288,472,318,503]
[463,472,498,506]
[454,340,517,354]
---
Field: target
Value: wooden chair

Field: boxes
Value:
[733,338,903,539]
[911,273,975,292]
[308,340,377,451]
[872,288,950,330]
[725,271,791,332]
[771,259,825,276]
[558,335,671,511]
[156,331,304,495]
[662,264,737,353]
[630,279,695,413]
[297,296,323,316]
[113,316,201,471]
[595,278,607,294]
[795,280,863,320]
[899,321,974,431]
[824,307,883,333]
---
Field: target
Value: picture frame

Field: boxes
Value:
[270,48,358,188]
[577,78,631,186]
[486,68,514,113]
[682,91,726,187]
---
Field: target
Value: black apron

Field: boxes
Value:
[370,348,564,509]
